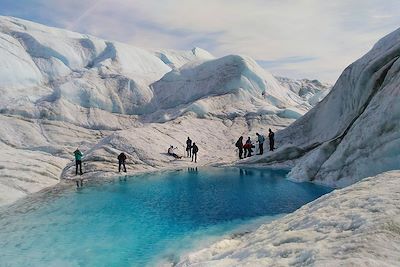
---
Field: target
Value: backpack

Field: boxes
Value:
[235,140,241,147]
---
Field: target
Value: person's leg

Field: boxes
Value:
[260,143,263,155]
[195,153,197,163]
[239,148,243,159]
[119,161,121,172]
[80,179,83,187]
[76,180,79,188]
[123,162,126,172]
[79,161,83,175]
[75,161,78,175]
[191,153,194,162]
[271,140,275,151]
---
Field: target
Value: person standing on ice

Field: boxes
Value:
[186,137,192,157]
[244,137,253,157]
[268,128,275,151]
[74,148,83,175]
[256,133,265,155]
[117,152,127,173]
[235,136,244,159]
[192,143,199,163]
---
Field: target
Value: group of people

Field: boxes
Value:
[73,149,128,183]
[168,137,199,163]
[235,129,275,159]
[72,129,274,185]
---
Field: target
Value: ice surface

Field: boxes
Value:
[177,171,400,266]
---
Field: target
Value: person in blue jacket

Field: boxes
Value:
[74,148,83,175]
[256,133,265,155]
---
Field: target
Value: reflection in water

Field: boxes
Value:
[187,167,198,174]
[239,168,255,177]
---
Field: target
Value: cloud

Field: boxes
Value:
[2,0,400,83]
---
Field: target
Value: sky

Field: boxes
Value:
[1,0,400,83]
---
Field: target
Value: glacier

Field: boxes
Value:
[0,16,328,206]
[176,27,400,266]
[1,14,399,267]
[244,27,400,188]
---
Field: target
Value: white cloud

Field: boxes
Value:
[17,0,400,82]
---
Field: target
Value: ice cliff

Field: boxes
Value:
[247,27,400,187]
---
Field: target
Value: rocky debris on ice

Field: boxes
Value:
[177,170,400,266]
[245,27,400,188]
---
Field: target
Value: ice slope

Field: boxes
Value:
[143,55,311,121]
[153,47,214,69]
[177,170,400,266]
[276,76,332,106]
[246,27,400,187]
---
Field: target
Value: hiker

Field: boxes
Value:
[268,128,275,151]
[168,146,182,159]
[235,136,244,159]
[118,152,127,173]
[186,137,192,157]
[192,142,199,163]
[73,148,83,175]
[243,137,254,157]
[256,133,265,155]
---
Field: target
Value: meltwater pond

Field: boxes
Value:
[0,167,331,266]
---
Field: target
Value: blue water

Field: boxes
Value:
[0,167,331,266]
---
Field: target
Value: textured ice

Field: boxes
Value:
[246,27,400,187]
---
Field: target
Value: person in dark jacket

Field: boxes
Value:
[186,137,192,157]
[192,143,199,163]
[268,128,275,151]
[118,152,127,172]
[235,136,244,159]
[74,148,83,175]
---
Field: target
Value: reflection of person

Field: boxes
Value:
[118,152,127,172]
[188,167,198,173]
[73,148,83,175]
